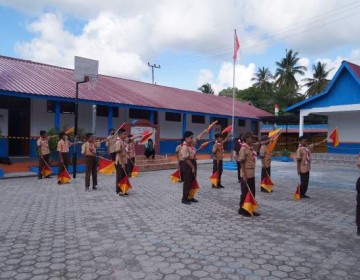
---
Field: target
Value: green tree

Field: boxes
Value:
[302,61,333,97]
[251,67,273,92]
[236,87,273,113]
[198,83,215,94]
[218,87,239,98]
[274,49,307,91]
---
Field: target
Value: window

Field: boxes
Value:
[96,105,119,117]
[129,109,158,124]
[238,119,246,127]
[192,115,205,124]
[47,101,75,114]
[165,112,181,122]
[252,121,259,134]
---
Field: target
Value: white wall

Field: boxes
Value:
[31,99,53,136]
[328,111,360,142]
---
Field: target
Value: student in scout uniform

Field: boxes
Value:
[356,154,360,236]
[238,131,260,216]
[175,139,185,182]
[37,130,51,179]
[259,135,272,192]
[106,128,117,161]
[126,134,141,177]
[115,129,128,196]
[296,136,327,198]
[233,134,243,183]
[81,133,100,191]
[211,133,231,189]
[57,131,71,184]
[144,139,155,159]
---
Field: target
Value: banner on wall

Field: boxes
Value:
[130,126,156,144]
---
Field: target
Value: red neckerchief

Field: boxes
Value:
[298,144,311,164]
[40,136,49,147]
[242,143,257,160]
[182,141,197,155]
[88,142,95,154]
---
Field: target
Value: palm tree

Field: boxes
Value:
[274,49,307,91]
[251,67,273,92]
[198,83,214,94]
[302,61,334,97]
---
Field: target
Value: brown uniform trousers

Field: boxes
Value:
[239,177,255,208]
[116,163,126,194]
[58,153,70,176]
[38,154,50,179]
[180,159,197,201]
[261,167,271,182]
[356,177,360,229]
[85,156,97,189]
[126,157,135,177]
[212,160,223,187]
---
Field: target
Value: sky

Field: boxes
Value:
[1,0,360,95]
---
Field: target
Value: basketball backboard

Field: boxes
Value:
[74,56,99,82]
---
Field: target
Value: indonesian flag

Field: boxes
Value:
[242,192,258,216]
[209,171,219,187]
[118,122,126,130]
[207,120,218,133]
[329,128,339,147]
[141,130,153,144]
[170,169,181,183]
[267,129,281,153]
[294,184,301,200]
[41,164,52,177]
[98,158,115,175]
[58,168,71,184]
[187,178,199,200]
[65,127,74,135]
[131,166,139,178]
[198,141,210,150]
[221,125,232,134]
[233,32,240,61]
[118,175,132,194]
[260,175,273,193]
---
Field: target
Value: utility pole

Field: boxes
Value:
[148,62,160,84]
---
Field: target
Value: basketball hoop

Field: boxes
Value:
[85,74,98,91]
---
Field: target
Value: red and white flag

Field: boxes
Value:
[233,32,240,61]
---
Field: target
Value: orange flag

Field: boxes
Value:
[131,166,139,178]
[41,164,52,177]
[242,192,258,216]
[209,171,219,187]
[141,131,153,144]
[329,128,339,147]
[294,184,301,200]
[98,158,115,174]
[188,179,199,200]
[118,122,126,130]
[170,169,181,183]
[260,175,273,193]
[207,120,218,133]
[267,129,281,153]
[58,169,71,184]
[198,141,210,150]
[221,125,232,134]
[233,32,240,61]
[118,175,132,194]
[65,127,74,135]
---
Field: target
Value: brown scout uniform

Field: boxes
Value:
[115,138,127,194]
[126,141,136,176]
[37,136,50,179]
[260,144,272,182]
[57,138,70,178]
[356,154,360,233]
[81,141,100,190]
[239,143,257,207]
[106,135,117,161]
[212,141,224,188]
[179,142,197,201]
[296,144,314,196]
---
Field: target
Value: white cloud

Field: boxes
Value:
[197,62,256,94]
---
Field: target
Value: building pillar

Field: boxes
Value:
[149,110,155,124]
[54,101,60,132]
[299,112,305,136]
[108,106,113,131]
[182,113,187,135]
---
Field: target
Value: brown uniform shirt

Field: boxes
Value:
[239,143,257,178]
[126,141,136,158]
[106,135,117,154]
[57,139,70,153]
[37,137,50,156]
[357,154,360,167]
[81,141,100,157]
[115,138,127,165]
[296,144,314,173]
[259,144,271,168]
[212,141,224,160]
[179,143,196,161]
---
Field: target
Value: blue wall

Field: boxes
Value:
[0,138,8,157]
[159,139,232,155]
[327,143,360,155]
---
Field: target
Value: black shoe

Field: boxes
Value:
[58,181,61,185]
[357,228,360,236]
[85,187,89,192]
[253,212,260,217]
[45,176,52,179]
[301,194,310,199]
[124,193,129,196]
[212,185,219,189]
[181,199,191,205]
[261,188,267,192]
[92,186,99,191]
[189,198,198,203]
[218,185,225,189]
[38,177,42,180]
[238,209,251,217]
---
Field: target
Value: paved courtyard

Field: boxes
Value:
[0,160,359,280]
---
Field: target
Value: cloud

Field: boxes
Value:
[197,62,256,94]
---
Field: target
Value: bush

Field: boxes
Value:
[280,149,291,157]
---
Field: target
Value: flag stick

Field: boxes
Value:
[42,158,53,172]
[245,183,258,205]
[231,29,237,160]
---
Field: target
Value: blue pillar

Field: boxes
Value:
[209,116,214,140]
[54,101,60,132]
[182,113,187,135]
[108,106,113,131]
[149,110,155,124]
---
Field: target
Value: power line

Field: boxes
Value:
[148,62,161,84]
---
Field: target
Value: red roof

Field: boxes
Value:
[0,55,271,119]
[346,61,360,80]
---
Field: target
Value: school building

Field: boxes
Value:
[286,60,360,154]
[0,55,271,159]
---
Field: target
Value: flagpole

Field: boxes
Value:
[231,29,238,161]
